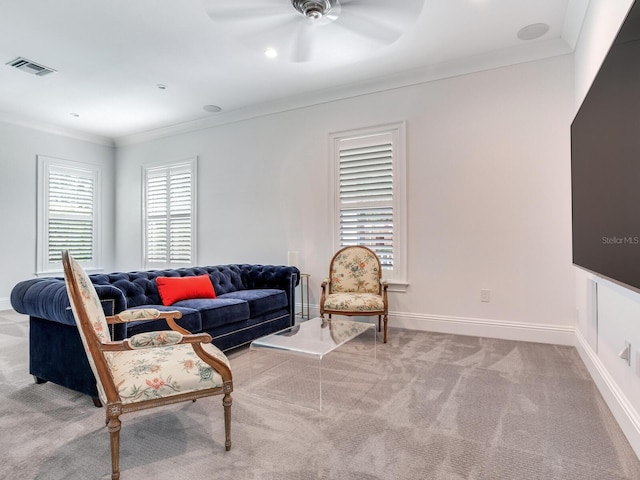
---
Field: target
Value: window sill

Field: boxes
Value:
[386,281,409,293]
[36,267,104,277]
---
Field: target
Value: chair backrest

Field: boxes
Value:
[62,251,112,404]
[329,246,381,294]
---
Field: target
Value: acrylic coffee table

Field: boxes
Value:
[249,316,376,410]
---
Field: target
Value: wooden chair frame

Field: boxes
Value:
[320,245,389,343]
[62,251,233,480]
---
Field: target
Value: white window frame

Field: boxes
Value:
[329,122,408,291]
[142,157,197,269]
[36,155,102,275]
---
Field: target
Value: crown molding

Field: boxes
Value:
[0,112,115,147]
[1,37,574,149]
[563,0,591,51]
[114,38,572,148]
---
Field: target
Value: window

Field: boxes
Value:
[143,158,197,268]
[37,156,101,274]
[330,123,407,289]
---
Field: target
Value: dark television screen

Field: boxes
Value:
[571,0,640,290]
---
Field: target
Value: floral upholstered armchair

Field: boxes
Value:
[320,246,389,343]
[62,251,233,480]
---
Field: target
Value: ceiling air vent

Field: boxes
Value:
[6,57,56,76]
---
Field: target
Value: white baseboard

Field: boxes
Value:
[302,304,575,345]
[391,311,576,345]
[574,329,640,459]
[0,297,11,312]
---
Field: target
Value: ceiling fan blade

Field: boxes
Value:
[338,0,424,39]
[334,13,404,45]
[201,0,290,23]
[341,0,424,14]
[290,21,315,63]
[204,9,285,22]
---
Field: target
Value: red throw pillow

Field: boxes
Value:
[156,275,216,306]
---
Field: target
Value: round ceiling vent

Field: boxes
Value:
[517,23,550,41]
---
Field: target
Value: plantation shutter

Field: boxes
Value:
[144,160,195,267]
[47,167,95,263]
[338,137,394,268]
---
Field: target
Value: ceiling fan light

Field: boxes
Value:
[306,8,323,19]
[292,0,336,19]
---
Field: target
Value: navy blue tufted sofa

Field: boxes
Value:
[11,264,299,402]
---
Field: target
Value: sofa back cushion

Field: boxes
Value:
[90,265,247,308]
[208,266,245,295]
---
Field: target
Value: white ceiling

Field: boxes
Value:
[0,0,590,144]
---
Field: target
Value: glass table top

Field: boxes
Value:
[250,316,374,359]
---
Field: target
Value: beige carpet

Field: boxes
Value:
[1,310,639,480]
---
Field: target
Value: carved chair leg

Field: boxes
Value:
[223,392,232,451]
[378,315,381,332]
[383,314,388,344]
[107,415,122,480]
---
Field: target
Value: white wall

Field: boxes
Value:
[1,0,637,454]
[572,0,640,459]
[573,0,634,105]
[2,0,637,454]
[116,54,576,345]
[0,121,116,309]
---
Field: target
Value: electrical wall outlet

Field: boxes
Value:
[619,341,631,366]
[480,289,490,302]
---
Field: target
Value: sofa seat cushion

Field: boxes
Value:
[208,309,290,351]
[174,298,250,331]
[125,305,202,337]
[218,289,287,318]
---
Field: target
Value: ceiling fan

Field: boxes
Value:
[202,0,424,63]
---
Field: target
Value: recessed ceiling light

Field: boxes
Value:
[517,23,549,41]
[264,47,278,59]
[156,84,167,90]
[203,104,222,113]
[69,113,80,117]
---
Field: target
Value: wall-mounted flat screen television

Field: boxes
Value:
[571,0,640,290]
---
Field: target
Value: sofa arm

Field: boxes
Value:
[11,277,127,327]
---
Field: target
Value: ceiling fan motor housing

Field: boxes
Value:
[292,0,337,19]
